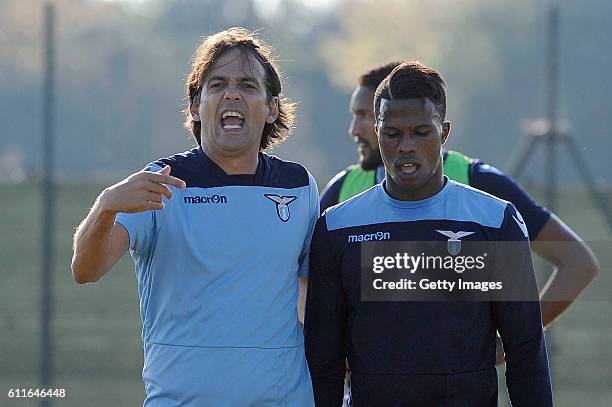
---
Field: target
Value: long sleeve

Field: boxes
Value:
[492,204,553,406]
[304,216,346,406]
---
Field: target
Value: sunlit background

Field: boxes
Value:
[1,0,611,406]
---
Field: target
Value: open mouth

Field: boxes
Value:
[397,160,420,175]
[220,110,245,130]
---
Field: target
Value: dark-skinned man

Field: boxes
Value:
[321,61,599,354]
[306,61,553,406]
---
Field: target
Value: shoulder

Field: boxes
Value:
[145,147,203,178]
[470,161,508,183]
[323,167,352,192]
[469,161,533,200]
[447,180,511,229]
[263,153,313,189]
[469,161,550,237]
[322,184,380,231]
[469,161,534,205]
[323,164,362,191]
[453,178,509,206]
[320,166,353,213]
[150,147,201,167]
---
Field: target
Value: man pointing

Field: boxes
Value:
[72,27,317,406]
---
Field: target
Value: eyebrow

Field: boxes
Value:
[378,123,399,131]
[207,75,260,83]
[378,120,434,130]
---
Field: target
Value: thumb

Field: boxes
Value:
[157,165,171,175]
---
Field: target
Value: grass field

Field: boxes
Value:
[0,182,610,406]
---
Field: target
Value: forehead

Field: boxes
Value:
[205,48,266,82]
[350,86,375,111]
[378,98,439,126]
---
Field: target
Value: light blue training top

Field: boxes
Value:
[116,147,318,407]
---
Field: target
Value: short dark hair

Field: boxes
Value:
[184,27,295,150]
[373,61,447,121]
[358,61,401,90]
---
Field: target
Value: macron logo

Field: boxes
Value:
[184,195,227,204]
[348,231,391,243]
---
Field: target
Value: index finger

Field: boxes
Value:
[147,173,187,189]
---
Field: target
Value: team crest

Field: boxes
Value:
[265,194,297,222]
[436,230,475,255]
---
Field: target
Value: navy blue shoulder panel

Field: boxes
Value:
[469,161,550,239]
[263,154,310,189]
[320,169,348,214]
[148,147,201,177]
[146,148,309,189]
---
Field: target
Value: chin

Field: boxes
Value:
[392,175,424,191]
[360,156,381,171]
[215,133,250,147]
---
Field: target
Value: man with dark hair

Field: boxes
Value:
[320,61,599,364]
[305,62,553,405]
[72,27,317,406]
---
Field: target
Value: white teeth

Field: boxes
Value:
[223,124,241,129]
[221,111,244,119]
[400,162,417,174]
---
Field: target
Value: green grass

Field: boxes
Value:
[0,182,610,406]
[0,183,143,407]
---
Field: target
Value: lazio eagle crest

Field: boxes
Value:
[436,230,475,255]
[265,194,297,222]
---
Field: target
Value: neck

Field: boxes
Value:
[203,147,259,175]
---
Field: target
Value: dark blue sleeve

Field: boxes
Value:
[470,162,551,239]
[319,171,347,215]
[304,216,346,406]
[492,204,553,406]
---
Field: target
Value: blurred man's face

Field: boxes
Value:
[377,97,450,201]
[192,48,278,161]
[349,86,382,171]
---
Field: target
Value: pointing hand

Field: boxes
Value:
[99,165,187,214]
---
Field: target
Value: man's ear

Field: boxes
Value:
[266,96,279,124]
[441,121,451,145]
[190,92,201,122]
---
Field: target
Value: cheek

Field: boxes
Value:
[200,95,219,123]
[247,101,270,123]
[366,130,378,147]
[422,140,442,165]
[379,140,395,160]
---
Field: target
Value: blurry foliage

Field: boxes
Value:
[318,0,612,177]
[321,0,540,90]
[1,0,611,185]
[0,0,350,184]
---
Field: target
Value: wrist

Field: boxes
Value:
[96,188,120,218]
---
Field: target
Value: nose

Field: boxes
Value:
[224,85,241,101]
[349,116,360,139]
[397,134,417,153]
